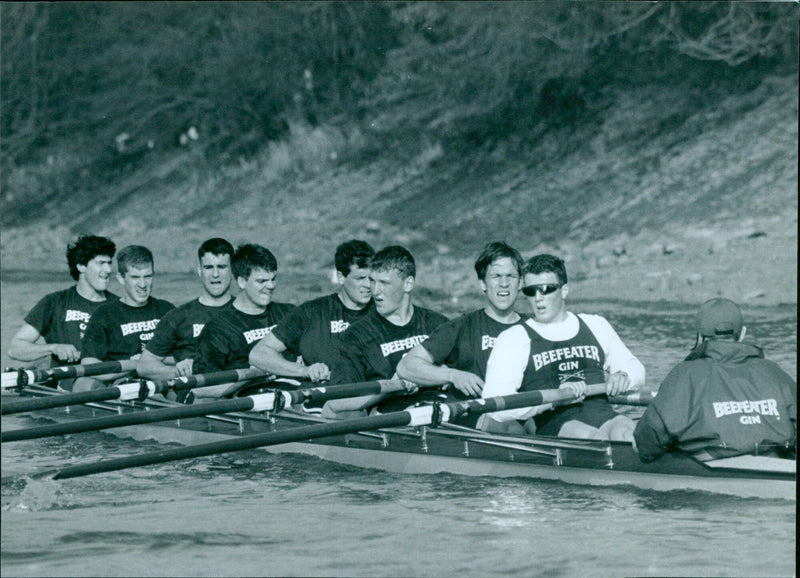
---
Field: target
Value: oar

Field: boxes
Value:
[1,367,267,416]
[52,384,603,480]
[1,379,408,443]
[607,390,657,405]
[2,360,138,390]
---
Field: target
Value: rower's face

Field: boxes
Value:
[340,264,372,307]
[238,268,276,308]
[79,255,114,292]
[524,271,568,324]
[119,264,154,306]
[370,268,410,318]
[198,253,232,298]
[480,257,520,314]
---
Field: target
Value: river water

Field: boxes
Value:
[1,274,796,577]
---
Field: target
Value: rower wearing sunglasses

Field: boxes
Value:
[477,253,645,441]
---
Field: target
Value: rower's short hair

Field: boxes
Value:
[335,239,375,276]
[474,241,524,280]
[232,244,277,280]
[371,245,415,279]
[117,245,154,276]
[66,235,116,280]
[522,254,568,285]
[198,237,234,260]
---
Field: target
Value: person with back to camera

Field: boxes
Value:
[633,298,797,462]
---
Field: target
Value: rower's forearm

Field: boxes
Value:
[8,340,58,362]
[249,346,301,377]
[325,392,387,412]
[396,357,451,386]
[135,362,177,381]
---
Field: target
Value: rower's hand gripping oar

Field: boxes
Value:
[1,367,268,416]
[52,384,606,480]
[1,379,410,443]
[2,360,139,391]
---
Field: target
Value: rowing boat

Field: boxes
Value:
[2,383,794,500]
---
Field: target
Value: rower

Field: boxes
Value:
[322,245,448,417]
[396,241,527,428]
[190,243,295,396]
[72,245,175,392]
[248,239,375,385]
[476,253,645,441]
[8,235,117,378]
[137,238,235,382]
[633,298,797,462]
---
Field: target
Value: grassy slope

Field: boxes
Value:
[1,63,797,308]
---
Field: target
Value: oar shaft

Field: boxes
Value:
[1,396,258,443]
[608,391,656,405]
[1,388,123,415]
[446,383,608,419]
[2,360,137,388]
[54,411,412,480]
[153,368,267,394]
[285,379,405,405]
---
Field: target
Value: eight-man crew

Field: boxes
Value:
[323,245,448,417]
[73,245,175,392]
[634,298,796,462]
[396,241,526,425]
[192,243,295,377]
[137,238,235,381]
[478,254,645,441]
[249,239,375,383]
[9,234,117,368]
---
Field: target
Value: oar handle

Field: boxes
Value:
[608,390,656,405]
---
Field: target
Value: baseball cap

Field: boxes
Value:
[696,298,743,337]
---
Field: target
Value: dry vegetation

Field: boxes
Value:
[1,2,797,306]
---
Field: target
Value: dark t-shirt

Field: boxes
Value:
[422,309,529,401]
[23,286,118,363]
[193,301,296,373]
[81,297,175,361]
[145,298,229,361]
[271,293,373,367]
[331,306,448,385]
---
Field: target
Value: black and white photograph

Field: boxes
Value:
[1,2,796,576]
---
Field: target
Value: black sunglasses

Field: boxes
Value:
[521,283,562,297]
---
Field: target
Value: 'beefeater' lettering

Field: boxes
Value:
[380,335,429,357]
[120,319,160,337]
[712,399,780,418]
[243,325,276,344]
[532,345,601,371]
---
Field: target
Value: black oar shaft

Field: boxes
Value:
[2,388,123,415]
[1,397,257,443]
[2,360,137,387]
[154,368,267,394]
[54,411,411,480]
[286,379,404,405]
